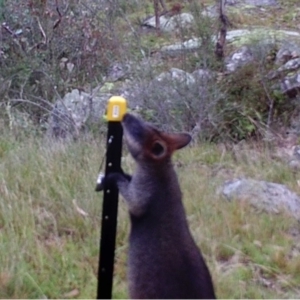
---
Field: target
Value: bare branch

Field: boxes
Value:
[53,0,62,30]
[159,0,167,12]
[1,23,26,57]
[154,0,160,31]
[215,0,230,60]
[36,17,47,42]
[1,23,16,36]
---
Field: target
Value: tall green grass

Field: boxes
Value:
[0,132,300,298]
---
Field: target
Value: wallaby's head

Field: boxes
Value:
[122,113,191,163]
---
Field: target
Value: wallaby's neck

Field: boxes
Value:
[137,159,176,180]
[132,157,189,232]
[135,158,183,209]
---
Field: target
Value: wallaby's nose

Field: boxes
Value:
[122,113,139,126]
[122,113,146,141]
[122,113,130,122]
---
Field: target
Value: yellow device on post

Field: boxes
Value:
[96,96,127,299]
[105,96,127,121]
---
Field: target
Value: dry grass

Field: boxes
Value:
[1,131,300,298]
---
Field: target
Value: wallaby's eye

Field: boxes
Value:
[151,141,166,157]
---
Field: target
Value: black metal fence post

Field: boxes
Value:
[96,96,127,299]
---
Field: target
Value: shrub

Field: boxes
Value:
[0,0,128,125]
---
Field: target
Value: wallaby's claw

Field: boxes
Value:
[95,172,105,192]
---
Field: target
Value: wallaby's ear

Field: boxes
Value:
[169,133,192,150]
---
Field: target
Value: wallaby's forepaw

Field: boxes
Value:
[95,169,131,192]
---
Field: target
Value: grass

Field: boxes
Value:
[1,1,300,296]
[0,131,300,298]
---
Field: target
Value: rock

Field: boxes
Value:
[269,58,300,80]
[201,5,218,18]
[192,69,216,81]
[164,13,194,32]
[275,42,300,65]
[142,15,169,29]
[269,58,300,98]
[225,0,240,5]
[222,178,300,220]
[226,29,252,43]
[278,58,300,73]
[202,0,278,19]
[155,67,196,86]
[293,145,300,160]
[288,159,300,171]
[142,12,194,33]
[225,0,278,5]
[280,73,300,98]
[267,42,300,97]
[225,46,254,72]
[47,88,111,138]
[160,29,252,56]
[106,62,130,82]
[243,0,278,5]
[200,0,279,20]
[161,38,201,56]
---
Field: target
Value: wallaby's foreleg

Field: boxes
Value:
[101,169,131,192]
[106,171,149,217]
[106,171,132,201]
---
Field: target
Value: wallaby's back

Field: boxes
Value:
[114,113,216,299]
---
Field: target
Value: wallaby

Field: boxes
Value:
[107,113,216,299]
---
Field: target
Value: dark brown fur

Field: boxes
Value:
[109,113,216,299]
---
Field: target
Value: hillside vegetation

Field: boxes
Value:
[1,0,300,298]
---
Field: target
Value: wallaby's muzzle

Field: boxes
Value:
[121,113,148,160]
[122,113,147,140]
[121,113,192,163]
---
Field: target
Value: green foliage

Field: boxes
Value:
[186,2,220,70]
[0,0,5,21]
[0,0,299,142]
[218,59,292,141]
[0,0,128,124]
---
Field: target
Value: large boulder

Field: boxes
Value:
[47,88,111,138]
[276,42,300,65]
[142,12,194,33]
[243,0,278,5]
[279,74,300,98]
[229,0,278,5]
[202,0,279,18]
[225,46,254,72]
[155,67,196,86]
[222,178,300,220]
[160,28,300,57]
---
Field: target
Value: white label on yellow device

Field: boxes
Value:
[112,105,120,118]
